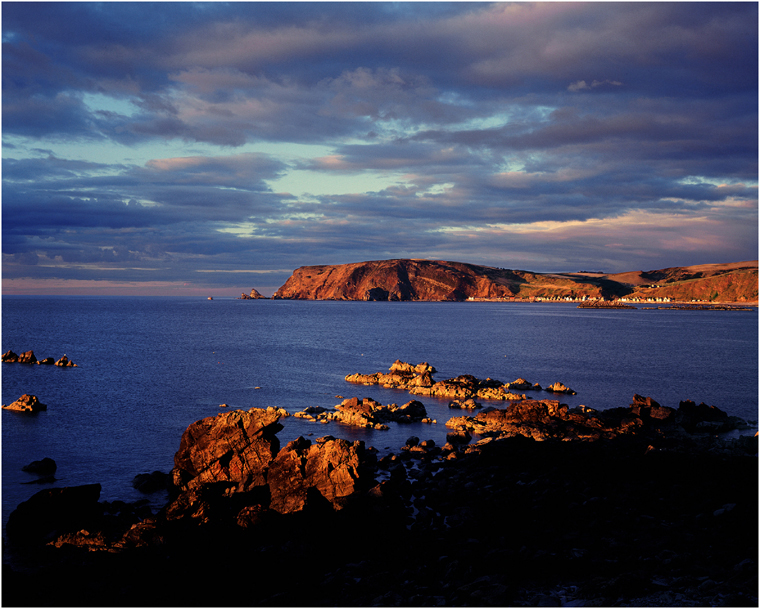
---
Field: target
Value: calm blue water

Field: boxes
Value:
[3,297,758,528]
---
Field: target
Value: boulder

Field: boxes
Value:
[545,382,576,395]
[2,394,48,413]
[132,471,170,494]
[309,397,429,429]
[22,457,57,475]
[37,357,55,365]
[17,350,38,365]
[171,407,284,493]
[507,378,541,391]
[268,435,375,514]
[676,400,740,433]
[6,483,103,547]
[2,350,19,362]
[54,354,77,367]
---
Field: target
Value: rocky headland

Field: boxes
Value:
[3,365,757,607]
[271,259,758,303]
[2,350,77,367]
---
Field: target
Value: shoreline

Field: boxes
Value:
[3,383,757,607]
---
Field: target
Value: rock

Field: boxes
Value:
[677,399,733,433]
[306,397,428,429]
[446,431,472,446]
[54,354,77,367]
[171,407,284,493]
[22,457,57,475]
[271,259,613,301]
[348,361,538,402]
[449,398,482,409]
[6,483,103,547]
[444,397,686,442]
[2,394,48,413]
[545,381,576,395]
[239,288,267,299]
[37,357,55,365]
[2,350,19,362]
[268,435,375,513]
[17,350,38,365]
[506,378,541,391]
[132,471,169,494]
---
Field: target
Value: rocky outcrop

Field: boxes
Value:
[272,259,609,301]
[272,258,758,302]
[172,407,284,493]
[347,360,545,402]
[22,457,57,476]
[239,288,267,299]
[2,350,77,366]
[267,435,374,514]
[446,393,752,444]
[3,391,757,608]
[55,354,77,367]
[545,381,576,395]
[295,397,432,429]
[2,394,48,413]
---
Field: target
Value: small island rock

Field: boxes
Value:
[2,394,48,413]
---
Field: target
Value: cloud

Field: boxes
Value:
[2,2,757,293]
[567,79,623,92]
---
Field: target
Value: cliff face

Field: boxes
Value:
[272,259,758,302]
[273,259,609,301]
[625,264,758,303]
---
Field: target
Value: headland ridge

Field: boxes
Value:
[271,258,758,304]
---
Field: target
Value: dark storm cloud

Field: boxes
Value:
[2,2,757,292]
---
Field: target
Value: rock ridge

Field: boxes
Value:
[271,258,758,302]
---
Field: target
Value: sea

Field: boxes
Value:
[2,296,758,531]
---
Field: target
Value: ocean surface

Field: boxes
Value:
[2,296,758,529]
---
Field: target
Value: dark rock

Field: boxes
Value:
[22,457,57,475]
[132,470,169,494]
[6,483,103,547]
[1,350,19,362]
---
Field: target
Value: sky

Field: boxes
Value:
[2,2,758,296]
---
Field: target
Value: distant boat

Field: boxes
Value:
[208,297,213,300]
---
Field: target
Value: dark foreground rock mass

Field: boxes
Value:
[271,258,758,302]
[3,395,757,607]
